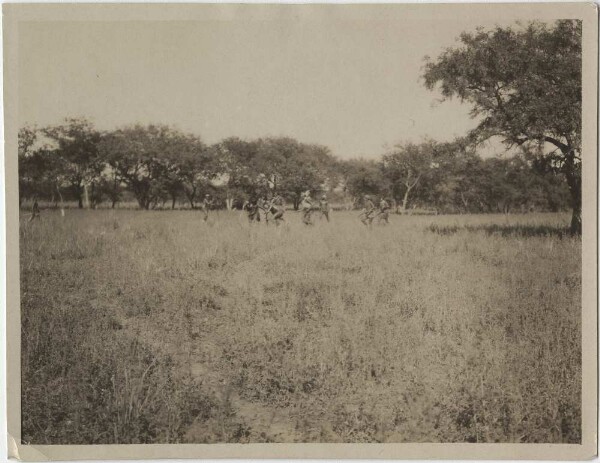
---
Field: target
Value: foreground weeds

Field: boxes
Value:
[20,211,581,443]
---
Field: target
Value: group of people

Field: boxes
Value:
[240,191,327,226]
[239,191,391,227]
[26,191,392,227]
[298,191,330,225]
[359,195,391,226]
[242,194,287,225]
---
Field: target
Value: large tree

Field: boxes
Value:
[422,20,582,233]
[155,132,213,210]
[257,138,333,209]
[18,126,41,205]
[409,139,478,213]
[177,140,216,209]
[99,125,190,210]
[341,159,385,208]
[215,138,264,209]
[214,137,335,209]
[43,118,103,209]
[381,140,437,212]
[18,126,69,209]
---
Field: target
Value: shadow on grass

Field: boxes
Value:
[427,223,572,238]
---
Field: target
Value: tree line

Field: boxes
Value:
[18,19,581,231]
[18,120,570,214]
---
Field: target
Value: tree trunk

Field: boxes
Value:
[89,184,96,209]
[56,184,65,217]
[138,196,150,210]
[402,185,413,212]
[185,186,197,209]
[570,204,581,235]
[111,176,119,209]
[73,182,84,209]
[567,173,582,235]
[563,148,582,235]
[171,197,176,210]
[83,184,90,209]
[226,197,234,211]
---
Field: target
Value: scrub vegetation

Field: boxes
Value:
[21,210,581,444]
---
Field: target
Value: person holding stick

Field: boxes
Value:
[319,194,330,222]
[300,191,314,225]
[376,197,391,225]
[359,195,376,226]
[268,194,285,226]
[243,197,261,223]
[201,194,213,222]
[29,199,41,222]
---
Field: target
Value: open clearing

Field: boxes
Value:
[20,210,581,444]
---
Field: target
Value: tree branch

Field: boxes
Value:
[543,136,570,153]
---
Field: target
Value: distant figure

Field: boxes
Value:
[300,191,314,225]
[359,195,376,226]
[243,198,261,223]
[319,195,330,222]
[29,199,40,222]
[258,196,271,224]
[201,194,213,222]
[268,194,285,226]
[376,198,391,225]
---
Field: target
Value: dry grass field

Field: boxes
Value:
[20,209,581,444]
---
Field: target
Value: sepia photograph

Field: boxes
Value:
[4,2,598,460]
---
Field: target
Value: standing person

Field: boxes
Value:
[300,191,314,225]
[319,194,330,222]
[258,196,271,224]
[359,195,376,226]
[268,194,285,226]
[243,197,261,223]
[29,199,40,222]
[376,197,391,225]
[201,194,213,222]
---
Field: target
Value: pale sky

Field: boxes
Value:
[19,16,520,159]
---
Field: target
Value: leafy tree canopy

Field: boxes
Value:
[422,19,582,232]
